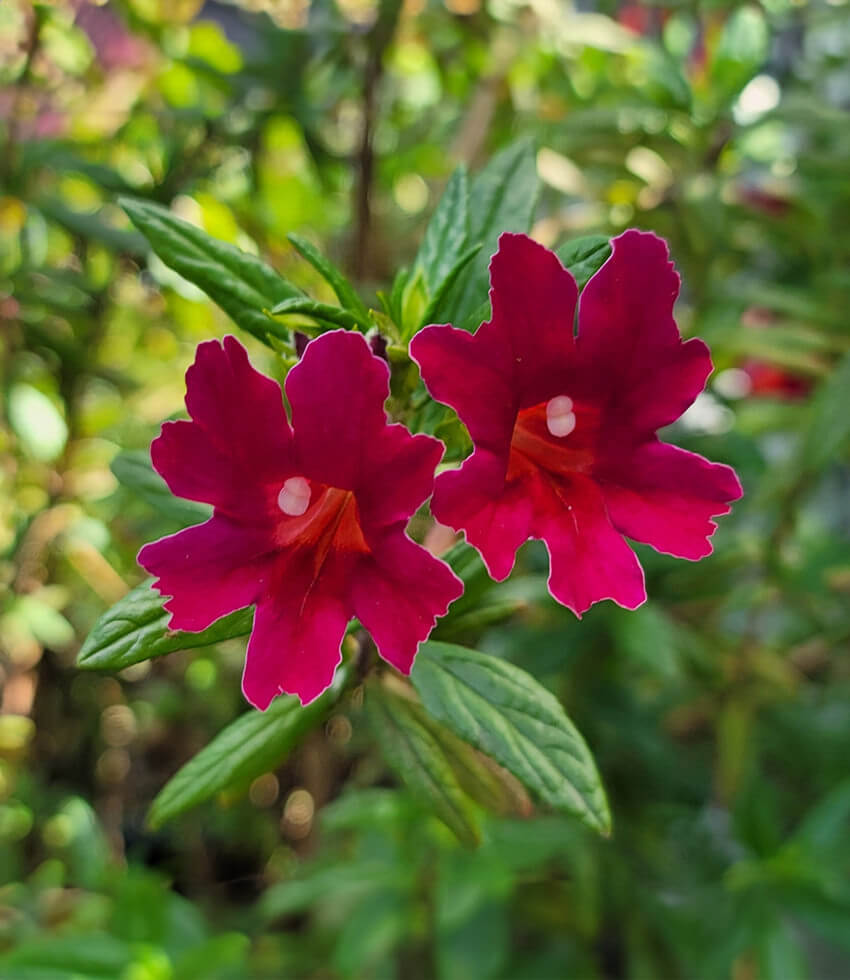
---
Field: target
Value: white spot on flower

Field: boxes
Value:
[546,395,576,438]
[278,476,311,516]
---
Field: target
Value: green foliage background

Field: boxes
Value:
[2,0,850,977]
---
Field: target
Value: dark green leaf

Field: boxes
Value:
[269,296,364,331]
[111,449,210,526]
[418,243,482,332]
[556,234,612,291]
[366,686,481,847]
[148,665,350,828]
[120,197,300,346]
[798,350,850,474]
[437,140,539,328]
[76,580,253,672]
[287,233,372,326]
[411,642,610,835]
[792,778,850,859]
[414,166,469,295]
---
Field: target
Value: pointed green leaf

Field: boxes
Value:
[111,449,210,526]
[76,580,253,672]
[148,666,350,828]
[120,197,300,346]
[556,234,612,290]
[379,266,410,328]
[418,243,481,333]
[437,141,540,328]
[411,642,610,835]
[366,687,481,847]
[287,233,372,326]
[414,166,469,295]
[269,296,364,331]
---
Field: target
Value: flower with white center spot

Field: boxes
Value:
[546,395,576,438]
[278,476,311,516]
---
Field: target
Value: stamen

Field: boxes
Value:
[278,476,311,516]
[546,395,576,438]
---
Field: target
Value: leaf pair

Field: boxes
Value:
[367,642,610,844]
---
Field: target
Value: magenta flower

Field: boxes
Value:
[410,231,743,616]
[138,331,463,708]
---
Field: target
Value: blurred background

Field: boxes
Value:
[2,0,850,977]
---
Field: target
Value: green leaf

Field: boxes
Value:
[120,197,300,346]
[414,166,469,295]
[111,449,210,526]
[0,933,132,978]
[287,233,372,326]
[269,296,364,331]
[380,266,409,328]
[792,778,850,860]
[798,350,850,474]
[411,642,610,835]
[556,234,612,291]
[710,5,768,103]
[756,918,809,980]
[425,713,529,817]
[76,580,253,672]
[173,933,251,980]
[261,861,408,921]
[437,140,540,328]
[148,666,350,828]
[418,243,482,333]
[366,686,481,847]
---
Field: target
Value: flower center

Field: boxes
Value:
[546,395,576,438]
[509,396,597,480]
[278,476,311,516]
[274,480,370,570]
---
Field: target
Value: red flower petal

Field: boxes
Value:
[153,336,294,520]
[577,230,712,436]
[431,450,534,581]
[540,476,647,615]
[599,441,743,560]
[488,233,578,407]
[243,583,349,709]
[138,517,274,631]
[286,330,392,490]
[351,533,463,675]
[410,233,578,452]
[357,423,446,532]
[410,322,516,454]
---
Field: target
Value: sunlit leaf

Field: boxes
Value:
[120,197,301,346]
